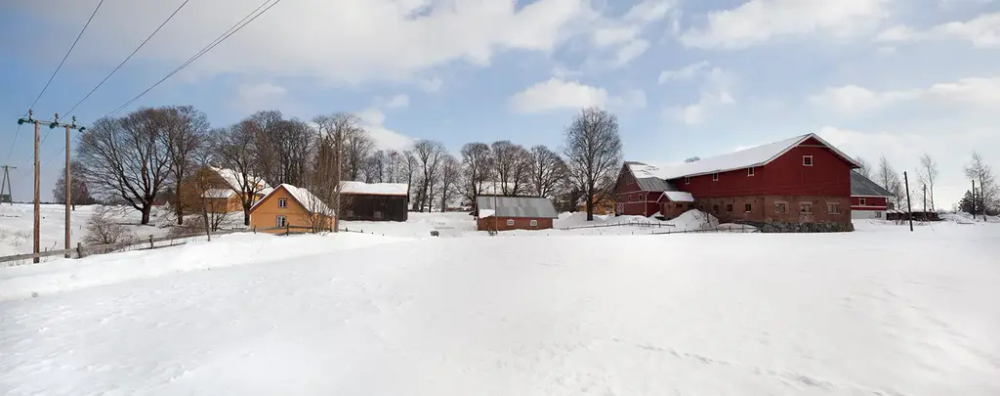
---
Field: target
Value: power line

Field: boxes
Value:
[4,124,23,164]
[27,0,106,113]
[104,0,282,117]
[63,0,194,117]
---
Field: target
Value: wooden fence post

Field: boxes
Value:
[149,235,154,249]
[76,242,84,258]
[253,226,256,234]
[285,222,290,236]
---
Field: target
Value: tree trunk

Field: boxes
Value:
[141,203,152,225]
[244,210,251,226]
[175,180,184,225]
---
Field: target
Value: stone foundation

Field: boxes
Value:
[740,221,854,233]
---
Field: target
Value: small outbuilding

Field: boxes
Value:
[850,171,893,220]
[476,195,559,232]
[339,181,409,222]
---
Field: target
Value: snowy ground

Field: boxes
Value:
[1,218,998,395]
[0,204,245,261]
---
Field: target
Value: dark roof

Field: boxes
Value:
[476,196,558,219]
[636,177,671,192]
[851,171,893,197]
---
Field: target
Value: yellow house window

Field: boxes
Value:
[278,198,287,208]
[276,215,287,227]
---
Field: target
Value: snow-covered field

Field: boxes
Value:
[1,216,998,395]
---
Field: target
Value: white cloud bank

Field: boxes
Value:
[876,12,1000,48]
[680,0,888,49]
[810,76,1000,115]
[508,78,646,114]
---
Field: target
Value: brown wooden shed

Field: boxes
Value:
[339,181,409,222]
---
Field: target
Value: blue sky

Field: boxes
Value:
[1,0,997,205]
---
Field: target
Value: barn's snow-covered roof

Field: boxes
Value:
[340,181,409,196]
[624,162,676,192]
[476,196,558,219]
[631,133,860,180]
[850,171,893,197]
[203,189,236,199]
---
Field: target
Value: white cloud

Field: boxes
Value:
[668,67,737,125]
[586,0,675,69]
[928,77,1000,105]
[508,78,645,114]
[232,82,292,113]
[354,108,414,151]
[21,0,597,85]
[680,0,888,49]
[876,12,1000,48]
[417,78,443,93]
[383,94,410,109]
[811,77,1000,115]
[658,61,711,83]
[592,26,641,47]
[809,85,921,115]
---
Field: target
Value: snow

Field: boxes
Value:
[256,184,332,214]
[633,133,859,180]
[478,208,495,218]
[0,204,178,260]
[1,221,998,395]
[203,188,236,199]
[340,181,409,196]
[210,166,268,191]
[662,191,695,202]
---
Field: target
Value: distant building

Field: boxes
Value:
[576,195,616,215]
[476,195,558,232]
[850,171,893,220]
[617,133,860,231]
[181,166,269,213]
[249,184,333,233]
[339,181,409,222]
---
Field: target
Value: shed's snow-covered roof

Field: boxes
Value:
[476,196,558,219]
[210,166,269,191]
[203,189,236,199]
[662,191,695,203]
[624,162,680,192]
[851,171,893,197]
[251,184,333,215]
[340,181,409,196]
[633,133,860,180]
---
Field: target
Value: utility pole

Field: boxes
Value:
[63,116,79,258]
[0,165,15,205]
[17,111,85,263]
[904,171,913,232]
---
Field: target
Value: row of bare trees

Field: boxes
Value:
[75,104,625,232]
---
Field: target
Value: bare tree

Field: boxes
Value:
[213,121,268,226]
[855,157,873,179]
[343,128,375,181]
[460,142,493,209]
[402,150,419,210]
[77,108,173,225]
[564,107,623,221]
[413,140,447,212]
[917,153,938,212]
[161,105,208,225]
[53,161,94,210]
[364,150,388,183]
[965,152,997,217]
[240,111,284,186]
[438,154,460,212]
[491,141,529,196]
[313,113,362,232]
[876,156,904,208]
[528,145,566,198]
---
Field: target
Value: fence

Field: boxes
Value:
[0,228,245,266]
[559,220,676,231]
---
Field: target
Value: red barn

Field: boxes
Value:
[850,171,893,219]
[616,133,860,231]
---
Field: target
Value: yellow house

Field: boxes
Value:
[577,196,616,215]
[249,184,335,234]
